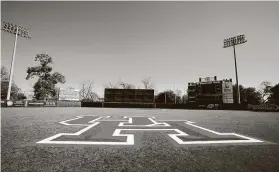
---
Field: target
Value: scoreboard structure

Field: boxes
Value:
[188,76,234,108]
[104,88,154,103]
[59,87,80,101]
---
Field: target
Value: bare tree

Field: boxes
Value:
[174,89,182,104]
[175,89,182,97]
[141,77,154,89]
[259,81,272,103]
[1,65,9,80]
[104,82,119,89]
[80,81,99,102]
[182,95,188,104]
[105,80,135,89]
[119,80,136,89]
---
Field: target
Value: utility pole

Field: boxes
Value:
[2,22,31,105]
[174,85,176,104]
[165,91,167,104]
[82,84,85,100]
[153,90,156,108]
[233,45,241,104]
[223,34,247,104]
[184,88,186,104]
[57,87,60,100]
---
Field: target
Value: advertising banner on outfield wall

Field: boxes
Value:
[198,104,220,109]
[44,101,57,107]
[27,101,45,107]
[222,81,233,104]
[27,101,57,107]
[13,101,26,107]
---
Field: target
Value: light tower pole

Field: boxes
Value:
[174,85,176,104]
[1,22,31,105]
[223,34,247,104]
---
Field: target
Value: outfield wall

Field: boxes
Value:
[2,101,278,111]
[80,102,223,110]
[1,100,81,107]
[80,102,279,112]
[80,102,241,110]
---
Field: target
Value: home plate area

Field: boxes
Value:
[37,116,268,147]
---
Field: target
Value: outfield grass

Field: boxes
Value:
[1,108,279,172]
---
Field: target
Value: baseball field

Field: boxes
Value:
[1,108,279,172]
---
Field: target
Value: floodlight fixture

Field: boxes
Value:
[223,34,247,104]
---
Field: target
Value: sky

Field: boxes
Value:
[1,1,279,97]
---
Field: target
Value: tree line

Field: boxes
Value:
[1,66,26,101]
[1,53,278,106]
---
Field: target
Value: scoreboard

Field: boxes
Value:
[104,88,154,103]
[188,76,234,107]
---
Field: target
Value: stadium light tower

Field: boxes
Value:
[223,34,247,104]
[1,22,31,104]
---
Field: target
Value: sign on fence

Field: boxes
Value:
[44,101,57,107]
[248,104,279,111]
[13,101,25,107]
[28,101,45,107]
[1,100,81,107]
[198,104,220,109]
[222,81,233,104]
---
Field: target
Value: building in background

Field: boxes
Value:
[59,87,80,101]
[104,88,154,103]
[187,76,234,108]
